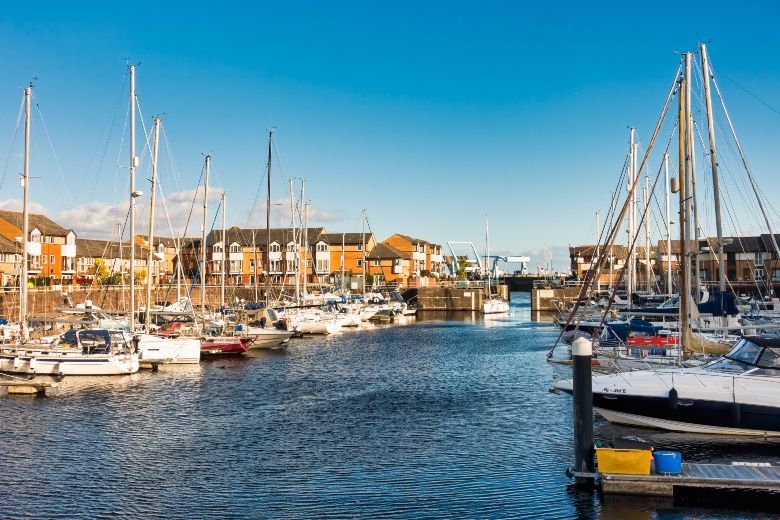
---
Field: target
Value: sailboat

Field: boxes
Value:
[554,45,780,435]
[481,214,509,314]
[0,84,138,375]
[133,111,201,364]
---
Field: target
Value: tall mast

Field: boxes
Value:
[341,233,345,294]
[679,55,690,340]
[700,43,726,319]
[627,128,636,300]
[221,192,226,310]
[644,175,651,293]
[298,180,305,300]
[688,81,701,303]
[360,209,366,294]
[289,178,297,298]
[201,154,210,316]
[144,116,161,332]
[664,154,672,297]
[265,130,273,308]
[303,202,309,299]
[485,214,491,290]
[20,84,31,342]
[129,65,137,332]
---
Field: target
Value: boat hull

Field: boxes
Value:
[555,368,780,436]
[135,334,201,364]
[0,349,139,376]
[200,337,253,355]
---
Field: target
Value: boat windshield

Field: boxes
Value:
[706,338,780,374]
[724,338,763,365]
[658,296,679,309]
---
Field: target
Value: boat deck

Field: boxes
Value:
[601,462,780,497]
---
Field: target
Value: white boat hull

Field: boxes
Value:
[0,349,139,376]
[134,334,202,364]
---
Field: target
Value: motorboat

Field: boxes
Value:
[0,329,139,376]
[554,336,780,436]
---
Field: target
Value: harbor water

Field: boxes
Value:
[1,293,778,519]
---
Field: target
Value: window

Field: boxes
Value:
[230,260,242,273]
[356,244,363,252]
[42,255,47,265]
[374,259,381,266]
[250,259,255,272]
[270,243,281,253]
[755,269,765,280]
[316,243,328,252]
[287,243,296,252]
[316,259,329,272]
[357,259,363,267]
[755,253,764,266]
[286,260,295,271]
[213,244,223,253]
[230,244,241,253]
[50,255,55,264]
[772,270,780,282]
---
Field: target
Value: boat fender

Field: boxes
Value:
[730,402,741,426]
[13,357,20,369]
[29,357,37,371]
[668,388,678,411]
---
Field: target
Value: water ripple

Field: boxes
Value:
[0,294,775,519]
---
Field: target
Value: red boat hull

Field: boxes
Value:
[200,337,254,355]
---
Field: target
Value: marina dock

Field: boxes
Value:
[601,462,780,498]
[0,379,57,396]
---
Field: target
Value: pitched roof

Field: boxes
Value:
[394,234,429,245]
[0,234,17,254]
[321,232,374,245]
[0,210,73,236]
[208,227,327,248]
[76,238,146,258]
[367,242,410,260]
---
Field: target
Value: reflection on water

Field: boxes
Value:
[0,293,777,519]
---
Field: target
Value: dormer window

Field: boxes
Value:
[230,244,241,253]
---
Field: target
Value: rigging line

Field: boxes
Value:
[0,95,25,193]
[363,214,389,284]
[713,67,780,119]
[548,62,680,358]
[271,137,291,194]
[710,69,780,260]
[110,90,131,238]
[31,93,71,205]
[596,131,675,331]
[160,124,184,196]
[178,161,207,258]
[72,69,128,209]
[78,75,127,239]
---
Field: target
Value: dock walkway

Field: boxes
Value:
[602,462,780,497]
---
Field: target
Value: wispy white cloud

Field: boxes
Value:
[0,198,48,214]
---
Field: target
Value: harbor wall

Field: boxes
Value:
[407,286,508,311]
[530,286,581,312]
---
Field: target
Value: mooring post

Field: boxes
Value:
[572,336,594,485]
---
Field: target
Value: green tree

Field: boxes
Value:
[134,270,147,283]
[457,257,469,278]
[89,258,110,285]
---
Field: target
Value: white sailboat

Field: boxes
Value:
[135,111,201,364]
[481,214,509,314]
[0,84,138,375]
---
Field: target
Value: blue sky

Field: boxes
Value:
[1,1,779,272]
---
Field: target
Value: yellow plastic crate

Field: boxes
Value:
[595,448,652,475]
